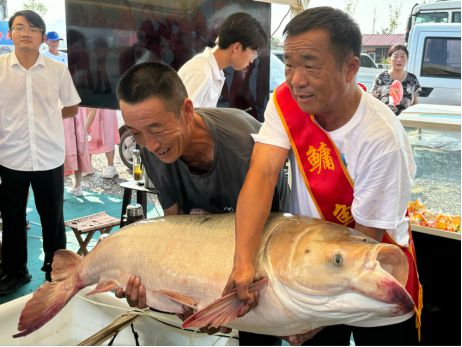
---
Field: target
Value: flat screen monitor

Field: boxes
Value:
[65,0,271,121]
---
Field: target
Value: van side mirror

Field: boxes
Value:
[377,64,383,69]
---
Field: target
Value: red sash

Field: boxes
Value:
[274,82,422,337]
[273,83,355,227]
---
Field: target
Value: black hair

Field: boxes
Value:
[116,62,188,115]
[9,10,46,34]
[217,12,267,50]
[388,44,409,58]
[283,6,361,66]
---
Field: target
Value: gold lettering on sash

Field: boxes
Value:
[306,142,335,174]
[333,204,354,225]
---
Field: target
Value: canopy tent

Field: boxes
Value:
[255,0,310,16]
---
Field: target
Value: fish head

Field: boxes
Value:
[266,216,414,316]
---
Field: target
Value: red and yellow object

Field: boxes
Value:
[408,199,461,233]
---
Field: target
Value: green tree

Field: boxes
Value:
[271,36,282,49]
[23,0,48,17]
[344,0,358,16]
[0,0,7,19]
[381,4,402,34]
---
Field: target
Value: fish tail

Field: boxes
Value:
[13,250,84,338]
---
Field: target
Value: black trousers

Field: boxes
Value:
[302,316,419,346]
[239,331,281,346]
[0,165,66,274]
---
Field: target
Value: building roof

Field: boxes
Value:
[362,34,406,47]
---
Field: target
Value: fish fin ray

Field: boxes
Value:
[182,278,268,329]
[51,249,83,282]
[153,290,199,309]
[14,251,84,338]
[86,280,119,296]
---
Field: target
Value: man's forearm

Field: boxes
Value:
[234,166,278,266]
[62,105,79,119]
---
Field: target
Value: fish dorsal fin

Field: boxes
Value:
[86,280,120,296]
[182,278,268,329]
[153,290,199,309]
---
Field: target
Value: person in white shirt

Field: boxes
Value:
[223,7,420,346]
[0,10,81,295]
[178,12,267,107]
[42,31,68,65]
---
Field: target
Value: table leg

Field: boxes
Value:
[136,191,148,218]
[120,188,132,227]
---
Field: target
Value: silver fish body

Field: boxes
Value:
[14,213,415,338]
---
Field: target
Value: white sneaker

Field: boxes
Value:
[100,166,118,179]
[69,187,83,197]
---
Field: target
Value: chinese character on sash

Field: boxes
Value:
[333,204,354,225]
[306,142,335,174]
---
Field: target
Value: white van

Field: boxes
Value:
[407,23,461,105]
[405,0,461,41]
[356,53,384,91]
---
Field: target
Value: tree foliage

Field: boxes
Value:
[23,0,48,17]
[344,0,358,16]
[381,3,402,34]
[271,36,282,49]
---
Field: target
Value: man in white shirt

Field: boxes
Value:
[223,7,420,346]
[42,31,68,65]
[0,10,81,295]
[178,12,267,107]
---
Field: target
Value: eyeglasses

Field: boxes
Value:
[11,25,43,34]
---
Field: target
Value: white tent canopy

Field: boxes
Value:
[255,0,310,15]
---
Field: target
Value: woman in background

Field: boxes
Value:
[63,108,92,196]
[86,108,121,178]
[371,44,422,116]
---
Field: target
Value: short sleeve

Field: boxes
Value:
[180,71,209,107]
[59,67,81,107]
[251,95,291,150]
[352,147,415,230]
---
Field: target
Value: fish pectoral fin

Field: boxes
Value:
[86,280,119,296]
[153,290,199,309]
[182,278,268,329]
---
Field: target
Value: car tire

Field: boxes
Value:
[119,128,136,169]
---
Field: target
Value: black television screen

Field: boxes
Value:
[65,0,271,121]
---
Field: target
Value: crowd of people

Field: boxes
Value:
[0,6,422,346]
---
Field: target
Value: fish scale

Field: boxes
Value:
[14,213,416,338]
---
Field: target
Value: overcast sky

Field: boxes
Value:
[272,0,418,38]
[8,0,418,38]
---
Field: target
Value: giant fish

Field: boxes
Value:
[14,213,415,338]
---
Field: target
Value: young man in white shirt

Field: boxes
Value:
[177,12,267,107]
[0,10,81,295]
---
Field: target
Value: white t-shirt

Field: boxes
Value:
[253,91,416,247]
[0,52,81,171]
[178,46,225,107]
[42,50,68,65]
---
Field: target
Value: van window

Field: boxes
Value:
[360,54,377,68]
[452,11,461,22]
[416,12,449,24]
[421,37,461,78]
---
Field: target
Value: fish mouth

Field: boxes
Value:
[371,244,408,286]
[353,244,415,315]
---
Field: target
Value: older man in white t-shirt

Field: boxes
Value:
[0,10,80,295]
[224,7,420,346]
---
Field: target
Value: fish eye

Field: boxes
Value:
[333,254,343,266]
